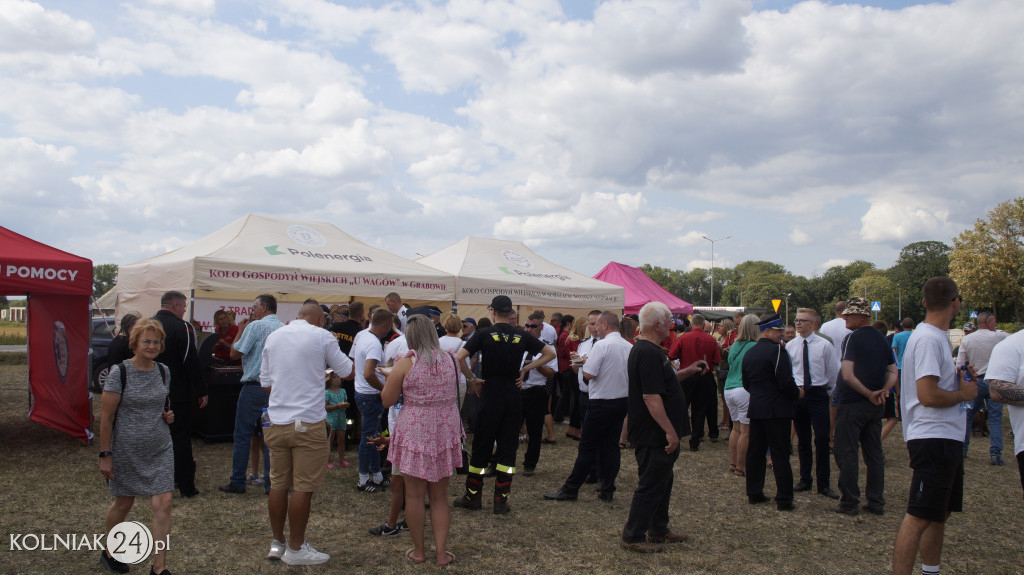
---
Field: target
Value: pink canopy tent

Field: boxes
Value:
[593,262,693,315]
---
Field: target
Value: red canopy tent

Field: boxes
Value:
[1,226,93,443]
[593,262,693,315]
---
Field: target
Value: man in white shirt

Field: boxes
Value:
[956,311,1009,464]
[351,308,395,492]
[893,277,977,575]
[545,311,631,502]
[260,303,353,566]
[788,308,841,499]
[985,331,1024,499]
[384,292,409,332]
[819,300,853,447]
[520,315,558,477]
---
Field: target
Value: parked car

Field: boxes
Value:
[90,316,117,391]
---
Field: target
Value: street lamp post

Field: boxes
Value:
[785,293,792,327]
[702,234,732,307]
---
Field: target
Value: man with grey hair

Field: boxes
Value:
[621,302,707,553]
[957,311,1009,465]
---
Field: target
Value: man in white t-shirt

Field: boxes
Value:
[985,332,1024,500]
[351,308,394,492]
[384,292,409,332]
[260,303,353,566]
[545,311,631,502]
[956,311,1009,464]
[894,277,978,575]
[519,316,558,477]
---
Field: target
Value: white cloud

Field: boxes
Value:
[859,198,955,243]
[142,0,215,15]
[789,227,811,245]
[0,0,94,52]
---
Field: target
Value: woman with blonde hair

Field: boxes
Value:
[382,316,464,566]
[98,318,176,575]
[722,314,759,477]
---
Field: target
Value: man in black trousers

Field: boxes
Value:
[153,290,207,497]
[620,302,707,553]
[743,313,802,511]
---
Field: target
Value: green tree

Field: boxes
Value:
[0,296,8,310]
[886,240,950,323]
[93,264,118,299]
[949,197,1024,322]
[812,260,875,318]
[850,270,900,326]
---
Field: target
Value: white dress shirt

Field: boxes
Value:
[582,331,632,400]
[819,317,851,359]
[787,332,841,391]
[261,319,353,425]
[522,345,558,389]
[576,336,597,392]
[956,329,1009,376]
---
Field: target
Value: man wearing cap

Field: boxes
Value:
[832,296,897,516]
[454,296,555,514]
[743,314,802,511]
[957,311,1009,464]
[787,308,841,499]
[220,294,285,495]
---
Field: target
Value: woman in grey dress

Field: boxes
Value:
[98,318,176,575]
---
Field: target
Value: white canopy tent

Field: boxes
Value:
[116,214,455,324]
[415,237,625,321]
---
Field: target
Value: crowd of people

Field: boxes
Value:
[95,280,1024,574]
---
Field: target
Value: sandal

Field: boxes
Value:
[542,439,557,445]
[729,464,737,473]
[734,469,745,477]
[327,463,337,470]
[340,460,351,468]
[405,548,426,564]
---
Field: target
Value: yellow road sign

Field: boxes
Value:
[772,299,782,312]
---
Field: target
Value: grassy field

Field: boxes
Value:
[0,321,27,345]
[1,363,1021,575]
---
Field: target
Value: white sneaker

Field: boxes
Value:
[267,539,286,560]
[282,541,330,565]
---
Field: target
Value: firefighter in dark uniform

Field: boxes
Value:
[455,295,555,514]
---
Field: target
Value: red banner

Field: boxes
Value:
[28,294,92,443]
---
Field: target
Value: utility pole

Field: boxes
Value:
[702,234,732,307]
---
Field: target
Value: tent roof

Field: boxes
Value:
[0,226,92,296]
[116,213,455,301]
[593,262,692,315]
[415,238,624,309]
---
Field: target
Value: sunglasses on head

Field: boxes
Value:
[525,323,540,328]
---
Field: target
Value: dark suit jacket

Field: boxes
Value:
[153,309,206,403]
[742,337,800,420]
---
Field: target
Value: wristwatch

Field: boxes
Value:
[98,451,113,458]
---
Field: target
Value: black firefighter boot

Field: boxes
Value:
[453,473,483,510]
[493,471,513,515]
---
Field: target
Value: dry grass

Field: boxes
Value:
[1,362,1021,575]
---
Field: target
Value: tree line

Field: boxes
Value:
[643,197,1023,329]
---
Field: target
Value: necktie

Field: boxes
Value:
[803,339,812,389]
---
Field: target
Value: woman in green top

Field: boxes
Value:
[723,315,759,477]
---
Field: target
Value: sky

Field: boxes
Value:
[2,0,1020,281]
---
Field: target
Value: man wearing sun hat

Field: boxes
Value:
[743,313,803,511]
[832,296,897,516]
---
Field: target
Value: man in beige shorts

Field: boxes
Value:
[260,303,353,565]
